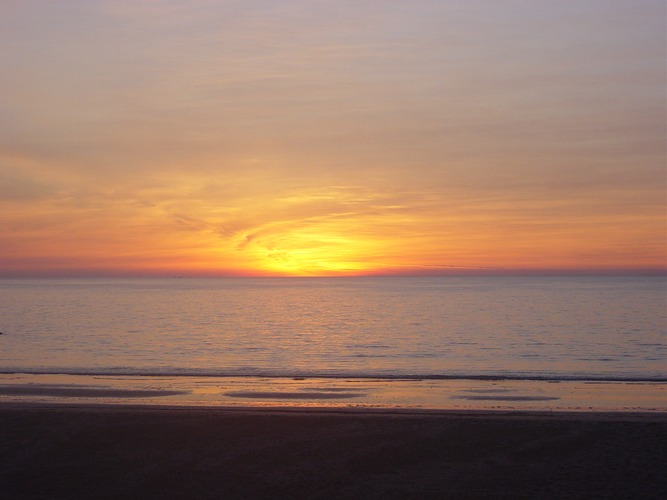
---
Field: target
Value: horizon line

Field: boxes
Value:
[2,268,666,279]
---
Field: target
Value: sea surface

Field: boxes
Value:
[0,276,665,381]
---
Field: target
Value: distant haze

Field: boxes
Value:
[1,1,665,277]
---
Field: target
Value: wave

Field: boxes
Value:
[1,366,665,383]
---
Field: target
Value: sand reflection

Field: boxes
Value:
[224,390,366,400]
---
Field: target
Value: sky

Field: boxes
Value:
[1,0,665,277]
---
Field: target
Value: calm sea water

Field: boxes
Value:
[0,277,665,381]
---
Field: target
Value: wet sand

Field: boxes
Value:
[1,404,665,499]
[2,373,666,412]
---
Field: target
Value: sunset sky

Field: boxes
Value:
[1,0,665,277]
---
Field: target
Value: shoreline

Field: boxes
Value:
[2,403,666,498]
[2,373,665,413]
[4,370,666,382]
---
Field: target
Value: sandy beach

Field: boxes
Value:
[1,404,665,499]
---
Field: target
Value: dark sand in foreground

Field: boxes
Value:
[1,405,665,499]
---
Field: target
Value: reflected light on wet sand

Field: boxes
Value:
[0,374,665,413]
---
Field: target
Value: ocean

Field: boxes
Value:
[1,276,665,380]
[1,276,665,410]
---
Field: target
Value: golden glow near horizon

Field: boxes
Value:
[1,1,665,277]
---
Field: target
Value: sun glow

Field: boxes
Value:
[231,227,379,276]
[254,250,371,276]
